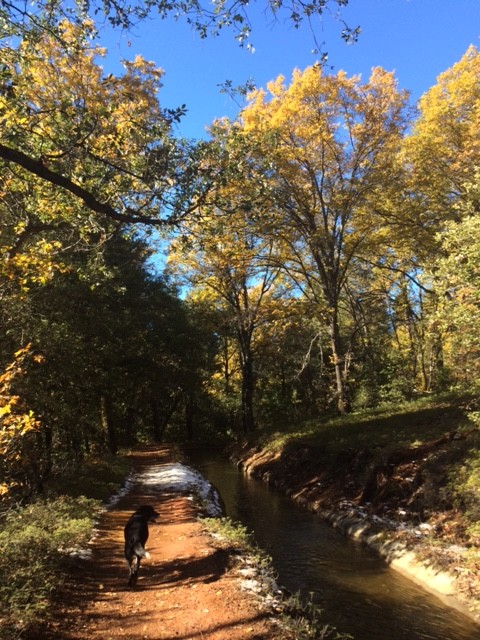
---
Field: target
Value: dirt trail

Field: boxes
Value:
[48,445,282,640]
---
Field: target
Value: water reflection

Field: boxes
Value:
[189,450,480,640]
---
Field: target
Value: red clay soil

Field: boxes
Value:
[46,445,283,640]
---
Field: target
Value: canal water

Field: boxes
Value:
[188,449,480,640]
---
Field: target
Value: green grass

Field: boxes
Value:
[0,451,132,639]
[203,516,256,548]
[256,393,480,554]
[260,394,473,456]
[0,495,98,636]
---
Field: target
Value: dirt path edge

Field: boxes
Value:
[46,445,293,640]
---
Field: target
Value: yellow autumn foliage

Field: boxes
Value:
[0,345,42,496]
[404,45,480,227]
[0,19,168,290]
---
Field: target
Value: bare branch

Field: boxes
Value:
[0,143,201,226]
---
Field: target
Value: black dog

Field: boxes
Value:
[124,505,159,587]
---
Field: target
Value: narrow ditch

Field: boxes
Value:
[188,449,480,640]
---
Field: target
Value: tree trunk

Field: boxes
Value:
[125,407,136,445]
[241,353,255,434]
[151,397,163,442]
[236,320,256,434]
[328,313,351,414]
[185,392,195,440]
[222,334,232,394]
[427,333,445,391]
[151,393,182,442]
[99,395,118,454]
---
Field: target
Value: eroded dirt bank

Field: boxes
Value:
[44,445,290,640]
[227,438,480,625]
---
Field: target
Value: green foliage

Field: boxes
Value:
[0,15,209,498]
[203,516,256,549]
[0,228,209,501]
[0,449,130,638]
[448,434,480,525]
[429,171,480,390]
[46,453,132,501]
[0,495,99,637]
[260,395,471,455]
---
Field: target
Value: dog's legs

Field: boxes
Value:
[128,555,140,588]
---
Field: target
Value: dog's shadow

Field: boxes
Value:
[133,547,235,590]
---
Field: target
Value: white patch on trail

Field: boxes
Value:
[137,462,224,517]
[69,461,223,559]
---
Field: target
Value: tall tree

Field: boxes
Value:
[168,140,283,433]
[0,227,208,500]
[238,65,410,413]
[400,46,480,389]
[429,172,480,387]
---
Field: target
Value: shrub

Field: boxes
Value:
[0,495,99,637]
[450,445,480,525]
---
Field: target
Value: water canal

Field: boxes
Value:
[188,450,480,640]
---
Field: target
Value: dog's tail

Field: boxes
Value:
[133,542,150,559]
[127,544,150,588]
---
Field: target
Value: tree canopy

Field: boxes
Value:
[0,19,208,231]
[230,64,411,412]
[1,4,479,504]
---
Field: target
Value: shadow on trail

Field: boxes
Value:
[133,615,273,640]
[45,444,273,640]
[141,547,234,589]
[71,608,272,640]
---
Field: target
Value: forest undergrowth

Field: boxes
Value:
[0,455,131,638]
[1,394,479,637]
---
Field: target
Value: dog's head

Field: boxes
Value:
[135,504,159,522]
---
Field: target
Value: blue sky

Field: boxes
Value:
[101,0,480,139]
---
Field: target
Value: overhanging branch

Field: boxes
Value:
[0,143,169,226]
